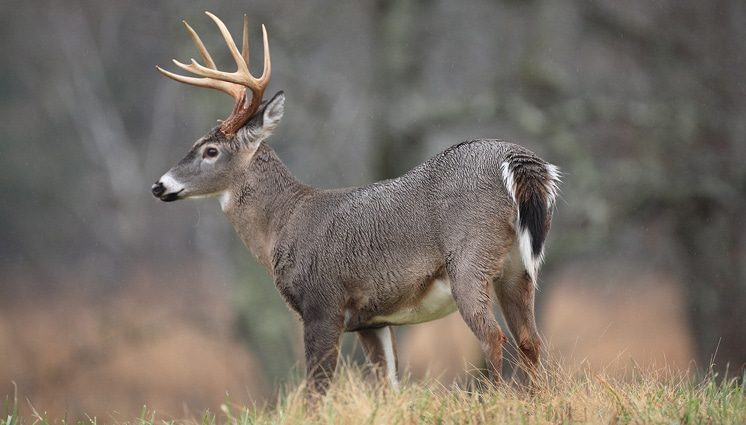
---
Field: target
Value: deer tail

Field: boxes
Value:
[500,154,560,284]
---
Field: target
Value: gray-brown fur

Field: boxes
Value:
[153,91,559,396]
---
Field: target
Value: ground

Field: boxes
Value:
[4,359,744,425]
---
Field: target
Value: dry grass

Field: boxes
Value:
[4,357,744,425]
[2,264,739,423]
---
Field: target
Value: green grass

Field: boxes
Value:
[3,361,744,425]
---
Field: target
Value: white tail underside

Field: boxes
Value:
[500,161,559,285]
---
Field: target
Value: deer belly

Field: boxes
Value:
[369,277,458,326]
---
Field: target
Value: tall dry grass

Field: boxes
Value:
[4,354,744,425]
[2,263,736,423]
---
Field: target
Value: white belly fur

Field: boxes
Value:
[370,277,458,326]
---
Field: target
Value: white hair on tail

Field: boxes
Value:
[500,162,517,204]
[500,160,560,286]
[545,163,562,208]
[502,161,534,282]
[518,228,539,283]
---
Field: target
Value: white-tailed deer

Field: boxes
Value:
[153,12,560,396]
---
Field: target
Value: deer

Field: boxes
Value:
[152,12,560,397]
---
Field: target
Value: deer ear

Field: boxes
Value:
[262,91,285,129]
[237,91,285,145]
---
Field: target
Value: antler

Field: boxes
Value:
[156,11,271,135]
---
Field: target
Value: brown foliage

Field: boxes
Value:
[0,269,266,419]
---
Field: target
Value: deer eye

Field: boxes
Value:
[204,147,219,158]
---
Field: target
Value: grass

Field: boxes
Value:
[3,359,744,425]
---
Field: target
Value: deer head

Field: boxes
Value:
[151,12,284,203]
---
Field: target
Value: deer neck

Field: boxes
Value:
[221,143,312,272]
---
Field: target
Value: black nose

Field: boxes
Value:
[151,182,165,197]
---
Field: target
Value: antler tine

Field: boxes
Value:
[205,11,249,76]
[242,15,249,65]
[161,12,270,89]
[156,65,201,86]
[259,24,271,83]
[182,20,216,69]
[169,57,249,89]
[168,26,269,89]
[157,64,243,99]
[157,11,273,135]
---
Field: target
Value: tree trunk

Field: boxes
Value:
[370,0,431,179]
[675,202,746,377]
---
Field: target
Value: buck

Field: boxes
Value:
[152,12,560,395]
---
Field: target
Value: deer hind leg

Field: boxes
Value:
[495,267,541,385]
[358,326,399,389]
[447,260,507,382]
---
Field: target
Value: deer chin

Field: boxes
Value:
[159,189,184,202]
[170,190,232,211]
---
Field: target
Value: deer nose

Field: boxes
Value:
[151,182,166,198]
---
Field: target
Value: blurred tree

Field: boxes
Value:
[581,0,746,375]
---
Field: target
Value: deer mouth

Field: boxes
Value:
[159,189,184,202]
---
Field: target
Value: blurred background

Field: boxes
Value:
[1,0,744,418]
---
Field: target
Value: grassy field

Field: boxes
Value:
[3,359,744,425]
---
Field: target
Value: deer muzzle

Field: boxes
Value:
[152,173,185,202]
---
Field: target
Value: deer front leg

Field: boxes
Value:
[449,266,507,382]
[303,314,343,398]
[358,326,399,389]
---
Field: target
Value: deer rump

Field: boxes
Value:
[269,139,559,332]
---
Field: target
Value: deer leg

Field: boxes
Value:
[358,326,399,389]
[495,271,541,383]
[448,265,507,382]
[303,316,343,398]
